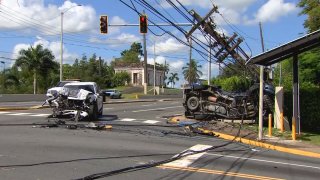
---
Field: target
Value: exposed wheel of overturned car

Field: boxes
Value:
[187,96,200,111]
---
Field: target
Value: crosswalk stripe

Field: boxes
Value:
[119,118,136,122]
[143,120,159,124]
[164,144,212,167]
[0,112,10,114]
[7,113,33,116]
[29,114,51,117]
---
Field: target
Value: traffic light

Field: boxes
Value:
[139,15,148,34]
[100,15,108,34]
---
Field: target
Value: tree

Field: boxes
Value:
[15,44,56,94]
[159,62,170,87]
[298,0,320,32]
[167,72,179,88]
[121,42,143,56]
[182,59,202,84]
[118,42,143,64]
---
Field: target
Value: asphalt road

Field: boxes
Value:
[0,100,320,180]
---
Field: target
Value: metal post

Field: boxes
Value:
[258,22,265,140]
[60,12,64,82]
[293,54,300,134]
[1,61,4,93]
[59,5,82,82]
[189,38,192,83]
[208,38,211,85]
[143,13,147,94]
[268,114,272,137]
[153,41,156,95]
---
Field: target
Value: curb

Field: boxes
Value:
[197,127,320,159]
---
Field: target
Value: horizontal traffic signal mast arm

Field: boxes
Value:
[107,23,192,26]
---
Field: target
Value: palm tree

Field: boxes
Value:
[15,44,56,94]
[167,72,179,88]
[159,63,170,87]
[182,59,203,84]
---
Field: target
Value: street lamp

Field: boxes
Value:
[1,61,5,93]
[60,4,82,81]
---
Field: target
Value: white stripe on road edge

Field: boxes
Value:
[0,112,10,114]
[132,106,181,113]
[119,118,136,122]
[7,113,33,116]
[29,114,51,117]
[206,152,320,170]
[143,120,159,124]
[163,144,212,167]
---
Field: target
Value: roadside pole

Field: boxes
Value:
[258,22,265,140]
[143,27,148,95]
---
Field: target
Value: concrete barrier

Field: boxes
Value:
[0,94,47,102]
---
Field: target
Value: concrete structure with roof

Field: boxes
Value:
[113,62,165,86]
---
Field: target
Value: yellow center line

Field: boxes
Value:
[158,165,285,180]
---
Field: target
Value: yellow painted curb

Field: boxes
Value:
[0,105,47,111]
[197,128,320,159]
[167,116,184,124]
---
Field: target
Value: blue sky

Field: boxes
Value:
[0,0,307,87]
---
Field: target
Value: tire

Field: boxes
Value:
[99,103,103,116]
[89,102,98,121]
[187,96,200,111]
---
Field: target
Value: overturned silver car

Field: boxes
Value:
[45,82,103,121]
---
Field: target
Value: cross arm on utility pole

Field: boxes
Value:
[185,6,218,39]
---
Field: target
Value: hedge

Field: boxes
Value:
[283,85,320,132]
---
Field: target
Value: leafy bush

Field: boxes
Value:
[283,83,320,132]
[212,76,251,92]
[112,72,131,87]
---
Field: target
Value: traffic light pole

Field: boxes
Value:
[143,32,147,95]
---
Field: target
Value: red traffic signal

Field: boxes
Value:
[139,15,148,34]
[100,15,108,34]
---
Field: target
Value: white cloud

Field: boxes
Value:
[89,33,141,47]
[148,38,186,54]
[160,0,256,10]
[12,37,79,64]
[199,62,220,80]
[246,0,297,24]
[109,16,127,35]
[0,0,96,34]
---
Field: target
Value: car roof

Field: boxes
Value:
[64,82,96,86]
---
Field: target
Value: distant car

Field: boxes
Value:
[102,89,122,99]
[46,80,80,98]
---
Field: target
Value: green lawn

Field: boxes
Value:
[242,124,320,146]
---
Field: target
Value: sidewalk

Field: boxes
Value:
[168,116,320,158]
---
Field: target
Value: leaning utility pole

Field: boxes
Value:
[186,6,253,78]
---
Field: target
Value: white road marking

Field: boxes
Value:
[132,106,181,113]
[7,113,33,116]
[29,114,51,117]
[103,108,114,110]
[143,120,159,124]
[164,144,212,167]
[206,152,320,170]
[0,112,10,114]
[119,118,136,122]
